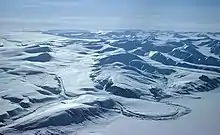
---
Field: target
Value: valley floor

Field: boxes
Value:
[76,89,220,135]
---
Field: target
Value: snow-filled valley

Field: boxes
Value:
[0,30,220,135]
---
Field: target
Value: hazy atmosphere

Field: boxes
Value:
[0,0,220,31]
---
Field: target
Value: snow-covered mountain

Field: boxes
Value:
[0,30,220,134]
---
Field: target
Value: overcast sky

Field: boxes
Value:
[0,0,220,32]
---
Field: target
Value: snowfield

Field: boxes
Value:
[0,30,220,135]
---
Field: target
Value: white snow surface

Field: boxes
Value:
[0,30,220,135]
